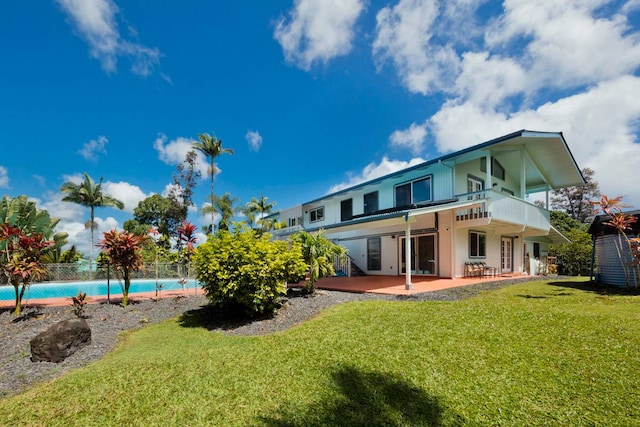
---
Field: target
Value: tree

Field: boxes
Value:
[239,204,257,229]
[201,193,237,232]
[60,172,124,271]
[130,194,183,248]
[176,221,198,276]
[0,195,67,315]
[290,230,347,293]
[98,229,148,306]
[551,167,600,224]
[192,133,233,233]
[248,196,276,232]
[169,150,201,223]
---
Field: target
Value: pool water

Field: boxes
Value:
[0,278,199,301]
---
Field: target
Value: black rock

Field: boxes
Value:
[30,318,92,363]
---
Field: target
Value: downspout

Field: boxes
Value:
[405,212,413,290]
[590,234,596,283]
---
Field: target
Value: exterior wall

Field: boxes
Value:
[454,157,522,197]
[302,163,454,229]
[453,227,524,277]
[595,234,637,287]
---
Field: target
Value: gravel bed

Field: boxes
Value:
[0,276,546,399]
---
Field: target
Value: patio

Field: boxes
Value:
[311,274,519,295]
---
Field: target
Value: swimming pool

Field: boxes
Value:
[0,278,199,301]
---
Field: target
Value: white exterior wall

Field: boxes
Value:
[454,158,521,196]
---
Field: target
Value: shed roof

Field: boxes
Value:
[588,210,640,236]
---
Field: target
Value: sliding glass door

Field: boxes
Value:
[400,234,437,275]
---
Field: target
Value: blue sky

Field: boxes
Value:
[1,0,640,253]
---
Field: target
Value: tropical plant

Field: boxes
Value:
[290,230,347,293]
[194,227,307,317]
[201,193,237,232]
[60,172,124,271]
[248,196,276,231]
[71,291,88,318]
[192,133,233,233]
[0,195,67,315]
[98,229,148,306]
[590,195,639,288]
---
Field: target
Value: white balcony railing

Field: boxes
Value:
[455,189,549,230]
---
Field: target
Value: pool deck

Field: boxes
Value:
[1,274,523,310]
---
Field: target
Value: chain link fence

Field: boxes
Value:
[41,263,195,282]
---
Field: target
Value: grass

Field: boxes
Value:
[1,278,639,426]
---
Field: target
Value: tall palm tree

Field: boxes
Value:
[248,196,276,231]
[192,133,233,233]
[60,172,124,271]
[201,193,237,232]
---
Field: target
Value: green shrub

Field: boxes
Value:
[194,228,307,317]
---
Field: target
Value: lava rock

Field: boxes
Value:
[30,318,92,363]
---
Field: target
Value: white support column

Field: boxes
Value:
[405,213,413,290]
[485,153,492,190]
[521,149,526,199]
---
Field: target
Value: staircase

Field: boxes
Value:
[333,255,366,277]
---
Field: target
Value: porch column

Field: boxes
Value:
[405,213,413,290]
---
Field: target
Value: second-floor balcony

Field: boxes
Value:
[454,189,550,233]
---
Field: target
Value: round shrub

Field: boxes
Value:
[194,228,307,317]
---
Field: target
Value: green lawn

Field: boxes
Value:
[1,279,639,426]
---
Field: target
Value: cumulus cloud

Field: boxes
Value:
[0,166,8,188]
[389,122,428,155]
[274,0,365,70]
[329,156,425,193]
[56,0,162,77]
[373,0,460,95]
[246,130,263,152]
[154,133,210,178]
[103,181,149,213]
[78,135,108,161]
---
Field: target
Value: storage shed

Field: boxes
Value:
[588,210,640,287]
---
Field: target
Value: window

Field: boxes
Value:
[480,157,506,181]
[533,242,540,258]
[363,191,379,214]
[309,207,324,222]
[288,217,297,227]
[395,176,432,207]
[340,199,353,222]
[367,237,381,271]
[469,231,486,258]
[501,187,514,196]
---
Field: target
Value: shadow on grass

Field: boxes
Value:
[258,365,461,427]
[546,280,640,296]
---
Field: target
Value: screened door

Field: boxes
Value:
[501,237,513,273]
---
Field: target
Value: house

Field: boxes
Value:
[269,130,585,288]
[588,210,640,287]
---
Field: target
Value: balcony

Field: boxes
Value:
[454,189,550,233]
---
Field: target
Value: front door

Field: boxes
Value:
[400,234,437,275]
[501,237,513,273]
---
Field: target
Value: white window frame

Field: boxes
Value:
[309,207,324,223]
[394,176,432,207]
[469,230,486,258]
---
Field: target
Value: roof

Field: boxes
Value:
[588,210,640,236]
[302,129,585,206]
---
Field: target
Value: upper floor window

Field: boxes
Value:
[480,157,506,181]
[363,191,379,214]
[309,207,324,222]
[340,199,353,222]
[395,177,432,207]
[288,217,297,227]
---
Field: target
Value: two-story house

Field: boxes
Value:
[269,130,585,288]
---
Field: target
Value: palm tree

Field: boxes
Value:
[239,204,257,229]
[61,172,124,271]
[192,133,233,233]
[201,193,238,232]
[248,196,276,231]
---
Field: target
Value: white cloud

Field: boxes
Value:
[0,166,8,188]
[329,156,425,193]
[274,0,365,70]
[56,0,161,76]
[246,130,263,152]
[154,133,210,178]
[103,181,149,213]
[389,122,428,155]
[78,135,108,161]
[373,0,460,95]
